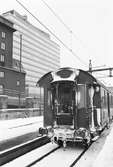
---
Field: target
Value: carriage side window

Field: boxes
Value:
[101,88,108,107]
[111,95,113,104]
[77,85,86,109]
[47,90,52,106]
[105,91,107,106]
[101,88,104,105]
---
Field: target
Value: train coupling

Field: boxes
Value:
[39,126,53,136]
[39,127,48,135]
[63,140,67,150]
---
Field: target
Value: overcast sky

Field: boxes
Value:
[1,0,113,86]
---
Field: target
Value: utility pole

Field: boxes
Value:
[87,59,113,77]
[18,34,22,108]
[89,59,92,74]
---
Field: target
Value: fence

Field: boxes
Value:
[0,108,43,120]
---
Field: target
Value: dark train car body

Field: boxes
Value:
[37,67,113,147]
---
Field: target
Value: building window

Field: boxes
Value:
[2,32,6,38]
[0,85,3,94]
[0,71,4,78]
[17,81,20,86]
[0,55,5,62]
[1,42,5,50]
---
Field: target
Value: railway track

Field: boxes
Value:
[26,144,91,167]
[26,145,60,167]
[70,143,91,167]
[0,135,49,166]
[2,141,92,167]
[29,143,91,167]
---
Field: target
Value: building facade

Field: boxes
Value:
[3,10,60,107]
[0,16,26,108]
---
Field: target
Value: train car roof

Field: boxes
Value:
[37,67,113,94]
[79,69,113,94]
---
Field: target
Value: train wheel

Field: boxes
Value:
[57,140,63,146]
[106,122,110,129]
[83,139,91,148]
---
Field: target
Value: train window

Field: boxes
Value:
[95,86,100,92]
[52,82,74,114]
[76,91,80,104]
[111,95,112,104]
[47,90,52,106]
[100,88,108,107]
[77,84,86,109]
[110,94,112,104]
[101,88,104,105]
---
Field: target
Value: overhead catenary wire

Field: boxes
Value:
[39,0,113,85]
[41,0,72,33]
[16,0,88,68]
[40,0,86,48]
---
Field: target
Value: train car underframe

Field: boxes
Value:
[50,126,91,148]
[39,117,102,149]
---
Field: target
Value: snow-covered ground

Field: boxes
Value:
[93,126,113,167]
[2,143,59,167]
[0,116,43,142]
[75,123,113,167]
[1,117,113,166]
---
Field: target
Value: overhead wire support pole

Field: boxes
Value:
[16,0,88,68]
[89,59,92,74]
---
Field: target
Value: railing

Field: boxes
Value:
[0,88,44,110]
[2,88,25,98]
[0,108,43,120]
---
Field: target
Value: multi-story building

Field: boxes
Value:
[0,15,26,109]
[3,10,60,107]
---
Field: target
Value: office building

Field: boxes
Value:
[0,15,25,108]
[3,10,60,107]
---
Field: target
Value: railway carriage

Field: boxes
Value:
[37,67,113,148]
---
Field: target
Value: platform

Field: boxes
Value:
[0,116,43,151]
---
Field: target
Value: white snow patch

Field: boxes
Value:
[93,127,113,167]
[0,116,43,141]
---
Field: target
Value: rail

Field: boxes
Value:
[0,136,49,166]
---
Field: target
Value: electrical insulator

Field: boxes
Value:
[109,69,112,77]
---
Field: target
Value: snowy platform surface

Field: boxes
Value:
[93,127,113,167]
[0,116,43,142]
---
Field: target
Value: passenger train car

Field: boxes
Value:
[37,67,113,148]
